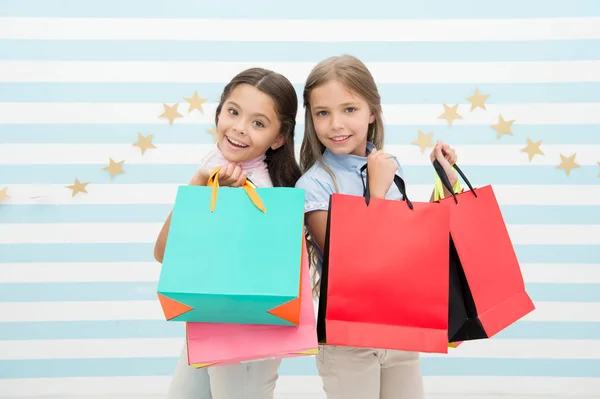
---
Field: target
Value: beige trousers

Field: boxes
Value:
[316,345,425,399]
[207,358,282,399]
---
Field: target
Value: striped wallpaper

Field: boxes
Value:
[0,0,599,397]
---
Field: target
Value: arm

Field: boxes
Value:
[305,210,329,252]
[154,211,173,263]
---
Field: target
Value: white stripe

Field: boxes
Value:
[2,17,599,41]
[3,262,594,284]
[0,338,598,361]
[2,143,599,166]
[0,262,160,283]
[0,338,182,360]
[4,184,600,206]
[1,60,598,83]
[521,264,600,284]
[424,376,600,396]
[0,301,596,322]
[1,102,598,125]
[423,339,600,359]
[0,376,597,397]
[1,223,597,245]
[522,302,600,322]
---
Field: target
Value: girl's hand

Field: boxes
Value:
[367,149,398,199]
[217,162,247,187]
[429,140,458,189]
[189,168,211,186]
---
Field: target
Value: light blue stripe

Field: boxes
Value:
[4,83,600,104]
[0,282,596,303]
[2,124,600,146]
[1,244,597,264]
[1,164,598,185]
[1,0,599,19]
[0,321,184,340]
[3,205,600,225]
[2,40,599,62]
[2,320,599,341]
[2,357,600,378]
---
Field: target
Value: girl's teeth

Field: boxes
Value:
[228,137,248,147]
[332,136,349,141]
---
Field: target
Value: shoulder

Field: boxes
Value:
[295,161,335,193]
[198,145,221,168]
[295,161,336,213]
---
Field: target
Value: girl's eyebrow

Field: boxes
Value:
[226,100,272,123]
[313,102,357,110]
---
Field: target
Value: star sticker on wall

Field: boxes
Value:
[556,153,580,176]
[491,114,515,139]
[184,90,207,114]
[159,103,183,126]
[466,88,490,111]
[438,104,462,126]
[102,158,125,180]
[65,179,89,197]
[411,130,435,153]
[208,127,218,143]
[132,132,156,155]
[0,187,10,202]
[520,138,544,162]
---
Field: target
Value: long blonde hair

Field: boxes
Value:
[299,54,386,297]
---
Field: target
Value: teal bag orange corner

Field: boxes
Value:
[157,168,306,326]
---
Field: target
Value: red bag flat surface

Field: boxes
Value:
[323,193,450,353]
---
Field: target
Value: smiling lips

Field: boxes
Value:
[330,135,350,143]
[226,135,249,148]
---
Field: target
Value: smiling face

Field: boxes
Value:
[309,80,375,157]
[216,83,284,163]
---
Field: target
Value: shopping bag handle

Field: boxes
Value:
[359,164,414,209]
[433,159,477,204]
[207,167,266,213]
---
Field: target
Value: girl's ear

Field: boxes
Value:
[271,133,286,150]
[369,112,375,124]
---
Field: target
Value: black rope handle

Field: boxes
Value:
[433,159,477,204]
[360,163,414,209]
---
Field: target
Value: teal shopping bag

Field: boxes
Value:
[157,167,305,326]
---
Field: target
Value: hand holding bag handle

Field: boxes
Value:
[359,163,414,209]
[433,160,477,204]
[207,167,266,213]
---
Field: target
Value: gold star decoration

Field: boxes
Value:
[184,90,207,114]
[208,127,218,143]
[159,102,183,126]
[0,186,10,202]
[466,88,490,111]
[491,114,515,139]
[65,179,89,197]
[102,158,125,180]
[438,104,462,126]
[411,130,435,153]
[132,132,156,155]
[556,153,580,176]
[520,138,544,162]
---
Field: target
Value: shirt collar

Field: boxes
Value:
[323,142,376,172]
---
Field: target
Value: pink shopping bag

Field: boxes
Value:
[186,237,318,368]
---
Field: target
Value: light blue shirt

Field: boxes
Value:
[295,142,405,274]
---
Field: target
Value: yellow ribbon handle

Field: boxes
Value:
[433,166,462,201]
[207,167,266,213]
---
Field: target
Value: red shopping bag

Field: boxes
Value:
[433,160,535,342]
[317,165,451,354]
